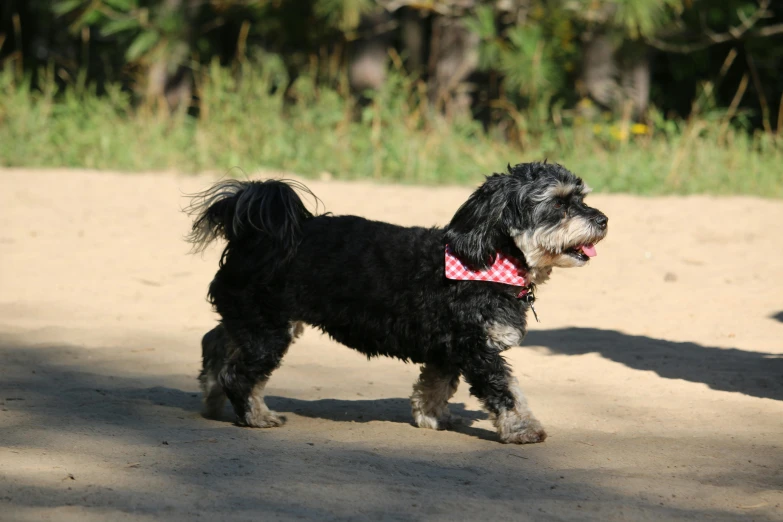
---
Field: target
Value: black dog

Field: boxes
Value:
[188,162,608,444]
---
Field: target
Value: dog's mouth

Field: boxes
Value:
[564,243,597,262]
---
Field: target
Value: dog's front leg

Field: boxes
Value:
[462,353,547,444]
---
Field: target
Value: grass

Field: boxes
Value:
[1,61,781,196]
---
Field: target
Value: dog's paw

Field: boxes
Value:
[242,410,286,428]
[499,418,547,444]
[413,412,441,430]
[413,411,462,431]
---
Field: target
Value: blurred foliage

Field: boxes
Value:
[0,0,781,192]
[1,0,778,119]
[2,59,780,196]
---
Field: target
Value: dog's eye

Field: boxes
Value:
[553,199,565,209]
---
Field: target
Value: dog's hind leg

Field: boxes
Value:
[461,350,547,444]
[411,364,460,430]
[199,326,230,419]
[216,316,298,428]
[199,371,227,419]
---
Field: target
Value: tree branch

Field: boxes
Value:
[647,0,778,54]
[758,23,783,37]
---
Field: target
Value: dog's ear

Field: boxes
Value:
[445,174,512,270]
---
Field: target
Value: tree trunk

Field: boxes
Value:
[428,15,479,117]
[581,33,650,118]
[348,10,394,93]
[619,44,650,117]
[145,0,194,111]
[581,33,619,109]
[400,7,425,74]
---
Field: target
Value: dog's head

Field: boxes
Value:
[445,162,608,272]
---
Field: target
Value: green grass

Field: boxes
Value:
[1,62,781,196]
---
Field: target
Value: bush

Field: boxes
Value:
[1,61,780,196]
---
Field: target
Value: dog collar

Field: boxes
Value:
[444,245,539,321]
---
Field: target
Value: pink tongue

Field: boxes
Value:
[580,244,597,257]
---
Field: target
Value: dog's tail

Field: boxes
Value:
[185,179,317,259]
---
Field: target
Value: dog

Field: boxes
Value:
[187,162,608,444]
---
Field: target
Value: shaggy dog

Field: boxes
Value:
[187,162,608,444]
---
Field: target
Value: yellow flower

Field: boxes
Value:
[631,123,649,135]
[592,124,603,134]
[609,126,628,141]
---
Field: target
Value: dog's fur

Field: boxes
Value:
[188,162,608,444]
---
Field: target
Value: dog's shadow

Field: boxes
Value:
[229,396,494,440]
[526,327,783,401]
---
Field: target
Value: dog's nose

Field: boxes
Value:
[594,214,608,229]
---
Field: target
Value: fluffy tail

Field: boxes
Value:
[186,179,317,258]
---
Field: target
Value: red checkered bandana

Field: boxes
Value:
[445,245,530,297]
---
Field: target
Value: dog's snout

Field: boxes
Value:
[594,214,608,229]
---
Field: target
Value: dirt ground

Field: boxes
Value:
[0,168,781,521]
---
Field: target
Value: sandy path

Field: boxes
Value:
[0,168,781,521]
